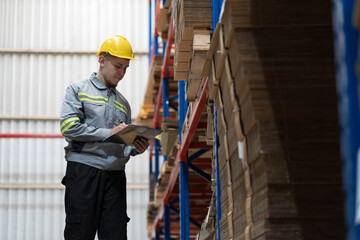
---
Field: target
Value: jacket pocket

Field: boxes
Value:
[114,109,127,125]
[83,101,107,127]
[64,215,82,239]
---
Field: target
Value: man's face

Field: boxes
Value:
[99,55,130,88]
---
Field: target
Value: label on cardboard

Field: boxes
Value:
[238,141,244,163]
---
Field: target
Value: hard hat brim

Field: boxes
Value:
[96,51,137,61]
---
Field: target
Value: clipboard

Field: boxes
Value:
[105,124,162,145]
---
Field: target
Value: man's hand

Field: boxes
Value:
[110,123,127,136]
[133,137,150,153]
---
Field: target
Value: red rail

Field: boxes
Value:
[153,15,175,129]
[153,77,210,232]
[153,82,163,129]
[164,77,209,198]
[179,78,209,159]
[161,17,174,79]
[0,133,63,138]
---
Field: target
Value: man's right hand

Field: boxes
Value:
[110,123,127,136]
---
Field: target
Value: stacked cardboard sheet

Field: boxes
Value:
[156,0,172,42]
[174,0,212,82]
[155,161,173,207]
[160,118,179,166]
[136,54,177,127]
[205,0,345,239]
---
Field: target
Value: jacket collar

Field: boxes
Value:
[90,72,108,90]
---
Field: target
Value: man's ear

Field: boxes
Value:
[98,55,106,67]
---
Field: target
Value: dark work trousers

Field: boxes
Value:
[62,161,129,240]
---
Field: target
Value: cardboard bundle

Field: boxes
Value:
[146,202,156,238]
[208,0,346,239]
[196,193,217,240]
[137,52,177,127]
[155,161,172,196]
[174,0,212,81]
[221,0,332,48]
[174,0,212,43]
[215,57,345,240]
[160,118,179,160]
[156,0,172,42]
[186,30,211,101]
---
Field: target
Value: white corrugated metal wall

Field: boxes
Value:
[0,0,150,239]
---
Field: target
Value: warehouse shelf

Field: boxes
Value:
[141,0,220,239]
[142,0,351,240]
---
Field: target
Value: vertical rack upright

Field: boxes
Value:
[332,0,360,239]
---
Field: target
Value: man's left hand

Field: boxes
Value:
[133,137,150,153]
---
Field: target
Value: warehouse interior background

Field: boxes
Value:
[1,0,360,240]
[0,0,150,239]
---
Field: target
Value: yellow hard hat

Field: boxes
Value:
[97,35,136,60]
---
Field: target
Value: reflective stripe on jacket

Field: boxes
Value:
[60,72,138,170]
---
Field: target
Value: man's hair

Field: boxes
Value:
[99,52,115,59]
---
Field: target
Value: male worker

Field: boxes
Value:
[60,35,149,240]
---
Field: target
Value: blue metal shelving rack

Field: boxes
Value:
[148,0,218,239]
[332,0,360,239]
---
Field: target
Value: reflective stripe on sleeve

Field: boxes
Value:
[61,117,80,134]
[114,100,128,115]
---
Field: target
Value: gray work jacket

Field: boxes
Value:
[60,73,138,170]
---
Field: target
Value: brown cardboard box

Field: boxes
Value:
[160,118,179,156]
